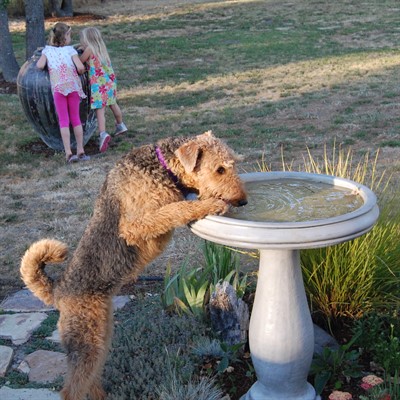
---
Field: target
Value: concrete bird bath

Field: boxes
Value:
[190,171,379,400]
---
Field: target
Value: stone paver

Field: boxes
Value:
[0,291,133,397]
[0,289,54,312]
[46,329,61,343]
[0,313,48,345]
[22,350,67,383]
[112,295,131,310]
[0,386,60,399]
[0,345,13,377]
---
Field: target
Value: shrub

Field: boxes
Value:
[309,333,363,394]
[353,311,400,376]
[103,293,212,399]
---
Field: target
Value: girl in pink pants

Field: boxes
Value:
[37,22,90,163]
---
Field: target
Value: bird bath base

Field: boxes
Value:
[190,172,379,400]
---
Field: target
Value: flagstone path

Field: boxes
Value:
[0,288,338,399]
[0,289,131,399]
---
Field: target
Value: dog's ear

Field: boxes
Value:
[175,141,201,172]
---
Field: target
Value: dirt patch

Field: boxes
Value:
[45,12,106,24]
[0,74,17,94]
[20,137,102,158]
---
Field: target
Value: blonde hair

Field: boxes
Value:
[79,27,111,65]
[48,22,71,47]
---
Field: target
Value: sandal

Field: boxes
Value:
[66,154,79,164]
[78,153,90,162]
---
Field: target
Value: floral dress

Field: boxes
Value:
[87,54,117,109]
[42,45,86,98]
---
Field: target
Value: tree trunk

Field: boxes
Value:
[24,0,45,60]
[50,0,73,17]
[0,7,20,83]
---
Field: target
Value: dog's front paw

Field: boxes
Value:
[204,198,230,216]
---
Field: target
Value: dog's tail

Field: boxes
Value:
[20,239,68,306]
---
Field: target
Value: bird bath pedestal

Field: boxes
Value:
[190,171,379,400]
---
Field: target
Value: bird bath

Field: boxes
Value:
[190,171,379,400]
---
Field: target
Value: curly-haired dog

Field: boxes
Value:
[20,131,247,400]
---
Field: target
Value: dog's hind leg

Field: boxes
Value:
[87,300,114,400]
[58,297,113,400]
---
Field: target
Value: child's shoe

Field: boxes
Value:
[114,122,128,136]
[99,131,111,153]
[66,154,79,164]
[78,153,90,162]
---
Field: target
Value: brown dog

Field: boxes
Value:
[20,131,247,400]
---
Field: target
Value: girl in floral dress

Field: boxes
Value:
[37,22,90,163]
[79,27,128,153]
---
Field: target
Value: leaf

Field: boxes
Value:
[217,357,229,373]
[314,371,331,394]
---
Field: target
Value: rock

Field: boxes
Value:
[112,295,131,311]
[0,313,48,345]
[209,281,249,346]
[313,323,339,356]
[0,386,60,399]
[23,350,67,383]
[0,345,13,376]
[16,360,30,375]
[46,329,61,343]
[0,289,54,312]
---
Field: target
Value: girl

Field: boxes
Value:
[79,27,128,153]
[37,22,90,163]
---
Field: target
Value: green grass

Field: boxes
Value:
[3,0,400,163]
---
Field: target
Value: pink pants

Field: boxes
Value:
[53,91,82,128]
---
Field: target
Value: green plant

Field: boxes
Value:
[25,311,62,354]
[192,337,225,358]
[202,241,248,299]
[216,342,245,374]
[157,375,224,400]
[374,328,400,375]
[0,370,29,387]
[161,261,209,317]
[161,241,248,317]
[353,311,400,376]
[309,333,363,394]
[103,292,211,399]
[156,349,224,400]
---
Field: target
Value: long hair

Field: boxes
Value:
[79,27,111,65]
[48,22,71,47]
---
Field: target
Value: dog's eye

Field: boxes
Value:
[216,166,225,175]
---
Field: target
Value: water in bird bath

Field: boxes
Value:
[226,178,364,222]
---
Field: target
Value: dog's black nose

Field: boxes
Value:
[238,199,248,207]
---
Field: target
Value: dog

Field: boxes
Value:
[20,130,248,400]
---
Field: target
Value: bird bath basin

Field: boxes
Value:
[190,171,379,400]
